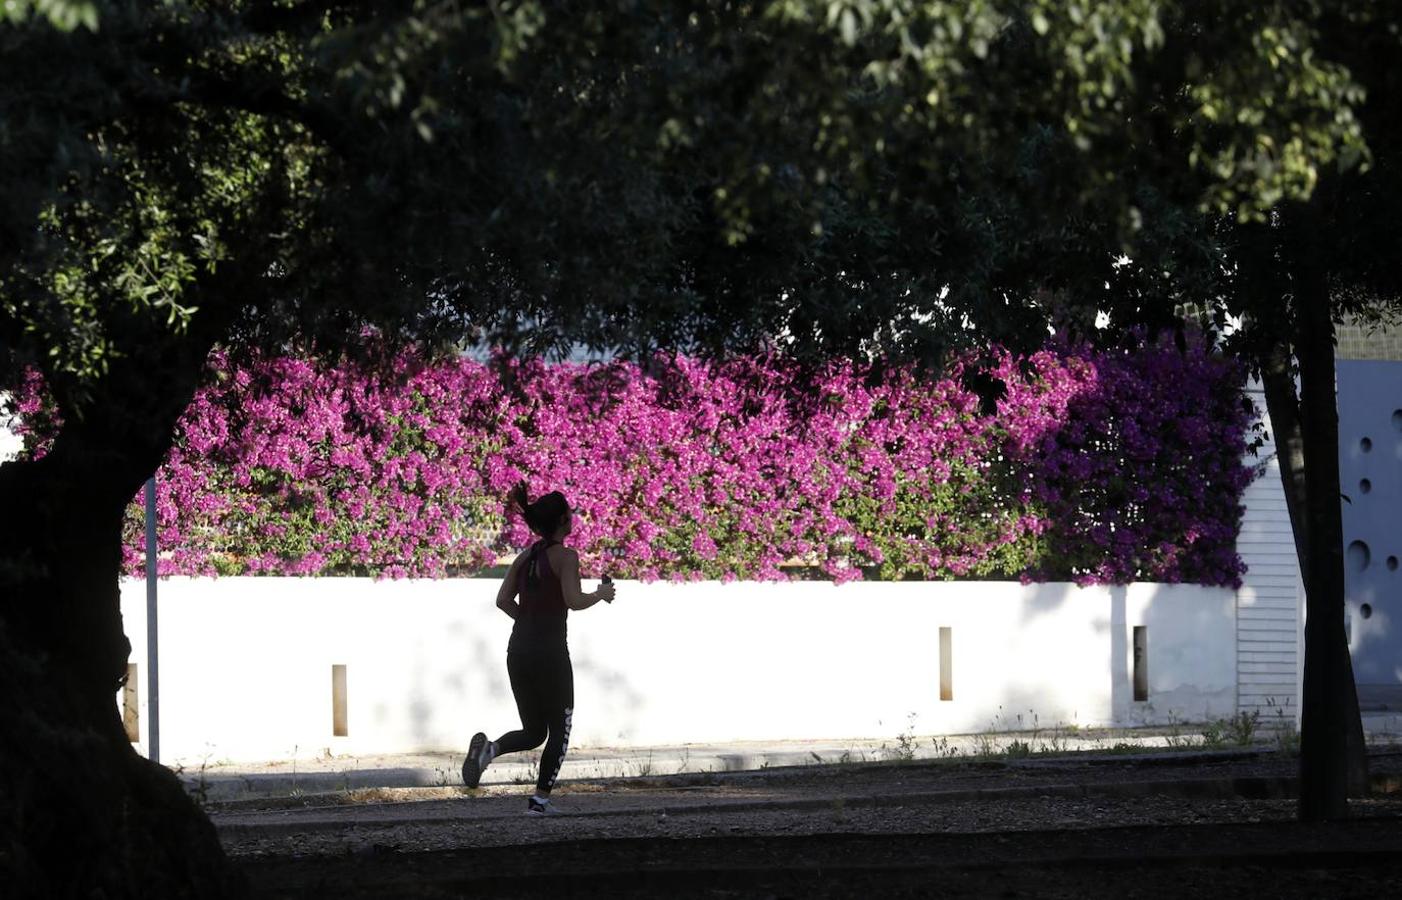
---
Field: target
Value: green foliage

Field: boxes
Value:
[893,712,919,761]
[1200,718,1230,749]
[1003,739,1034,759]
[1,0,97,31]
[1161,710,1197,749]
[1229,709,1262,745]
[1,1,1385,422]
[1201,711,1260,748]
[1271,704,1302,756]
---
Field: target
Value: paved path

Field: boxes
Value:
[220,748,1402,897]
[185,716,1402,802]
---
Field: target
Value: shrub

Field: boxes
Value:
[9,336,1256,584]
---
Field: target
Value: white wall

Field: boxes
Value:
[117,577,1237,765]
[1236,380,1305,725]
[0,393,21,463]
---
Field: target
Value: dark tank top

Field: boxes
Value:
[509,539,568,649]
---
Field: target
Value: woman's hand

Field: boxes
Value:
[559,551,614,610]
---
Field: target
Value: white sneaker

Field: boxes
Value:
[526,796,560,816]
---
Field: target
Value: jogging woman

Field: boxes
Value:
[461,483,616,815]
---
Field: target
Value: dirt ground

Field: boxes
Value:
[222,751,1402,898]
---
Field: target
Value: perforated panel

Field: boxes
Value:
[1337,361,1402,704]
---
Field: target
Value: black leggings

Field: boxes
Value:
[494,644,573,795]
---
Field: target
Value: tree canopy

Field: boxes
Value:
[1,1,1373,409]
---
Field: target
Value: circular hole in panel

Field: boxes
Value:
[1361,478,1373,494]
[1361,437,1374,453]
[1347,540,1371,573]
[1393,409,1402,431]
[1361,603,1374,620]
[1389,556,1400,572]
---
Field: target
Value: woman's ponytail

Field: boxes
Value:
[507,481,538,533]
[508,482,570,538]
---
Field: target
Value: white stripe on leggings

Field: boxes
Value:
[545,707,573,791]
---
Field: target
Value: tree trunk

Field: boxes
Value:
[1292,242,1366,822]
[0,348,240,897]
[1260,345,1370,805]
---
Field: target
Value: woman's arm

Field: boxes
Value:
[495,554,527,619]
[557,548,615,611]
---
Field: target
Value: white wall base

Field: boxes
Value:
[117,578,1237,765]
